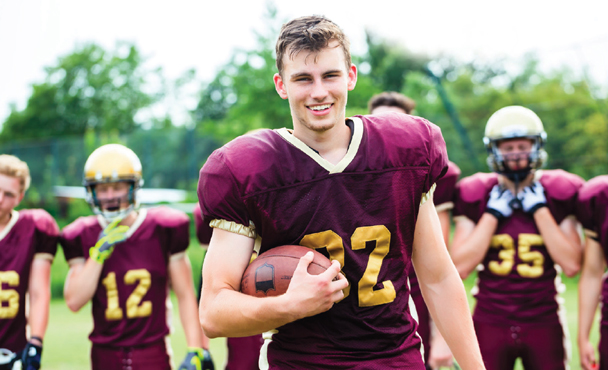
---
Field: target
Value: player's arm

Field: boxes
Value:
[533,210,582,277]
[412,200,485,370]
[27,258,52,342]
[169,254,207,348]
[578,236,604,370]
[450,214,497,279]
[199,228,347,338]
[63,258,104,312]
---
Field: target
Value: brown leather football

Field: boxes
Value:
[240,245,332,297]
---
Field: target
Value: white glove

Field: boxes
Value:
[486,185,515,220]
[520,181,547,215]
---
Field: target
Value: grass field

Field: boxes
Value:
[41,243,599,370]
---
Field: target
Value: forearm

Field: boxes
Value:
[63,259,103,311]
[578,270,601,343]
[421,268,484,369]
[28,259,52,339]
[451,214,497,278]
[534,208,581,276]
[200,286,298,338]
[170,257,206,348]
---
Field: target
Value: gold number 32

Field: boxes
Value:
[300,225,396,308]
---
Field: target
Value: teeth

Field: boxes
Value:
[309,104,331,111]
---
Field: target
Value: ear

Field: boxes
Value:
[347,64,358,91]
[273,73,288,100]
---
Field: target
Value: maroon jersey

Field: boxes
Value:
[193,204,212,245]
[199,114,448,369]
[577,175,608,326]
[0,209,58,352]
[59,206,190,347]
[408,161,460,361]
[454,170,584,324]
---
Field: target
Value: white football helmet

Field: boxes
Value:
[83,144,143,221]
[483,106,547,182]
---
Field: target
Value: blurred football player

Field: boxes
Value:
[0,154,58,370]
[60,144,213,370]
[198,15,485,369]
[451,106,583,370]
[194,205,263,370]
[369,91,459,369]
[577,175,608,370]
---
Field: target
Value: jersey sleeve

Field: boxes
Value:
[422,122,449,204]
[434,161,461,212]
[59,220,86,262]
[193,205,213,245]
[31,209,59,259]
[541,170,585,223]
[198,149,255,238]
[453,173,498,222]
[576,175,608,239]
[158,207,191,256]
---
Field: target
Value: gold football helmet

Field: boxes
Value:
[83,144,143,221]
[483,106,547,182]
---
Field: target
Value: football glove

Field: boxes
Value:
[0,348,18,370]
[520,181,547,215]
[19,341,42,370]
[89,218,129,263]
[177,348,214,370]
[486,184,514,221]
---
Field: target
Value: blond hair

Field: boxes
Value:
[0,154,31,193]
[275,15,351,76]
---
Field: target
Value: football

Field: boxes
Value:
[240,245,332,298]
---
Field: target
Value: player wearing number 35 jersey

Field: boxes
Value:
[451,106,584,370]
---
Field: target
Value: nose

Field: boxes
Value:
[310,79,328,101]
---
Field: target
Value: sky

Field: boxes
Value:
[1,0,607,126]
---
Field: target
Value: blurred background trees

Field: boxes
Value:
[1,8,606,212]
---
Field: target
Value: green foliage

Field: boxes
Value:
[0,42,162,141]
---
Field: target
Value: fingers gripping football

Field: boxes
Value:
[89,218,129,263]
[287,252,348,319]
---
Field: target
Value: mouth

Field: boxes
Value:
[307,103,333,113]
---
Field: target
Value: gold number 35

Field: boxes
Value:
[300,225,396,308]
[488,233,545,278]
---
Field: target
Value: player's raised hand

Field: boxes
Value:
[286,252,349,318]
[89,218,129,263]
[177,348,214,370]
[486,184,514,221]
[520,181,547,215]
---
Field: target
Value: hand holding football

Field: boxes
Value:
[240,245,332,298]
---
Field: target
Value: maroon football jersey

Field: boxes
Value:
[199,114,448,369]
[454,170,584,324]
[576,175,608,326]
[59,206,190,347]
[193,204,212,245]
[0,209,59,352]
[408,160,460,362]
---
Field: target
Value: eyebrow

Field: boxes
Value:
[290,69,343,80]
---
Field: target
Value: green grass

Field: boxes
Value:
[43,243,599,369]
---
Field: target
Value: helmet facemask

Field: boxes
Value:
[85,180,141,222]
[485,133,547,183]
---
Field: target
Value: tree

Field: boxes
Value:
[0,42,163,141]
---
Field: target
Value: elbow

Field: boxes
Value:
[562,263,581,278]
[453,261,472,280]
[64,294,84,313]
[199,311,222,339]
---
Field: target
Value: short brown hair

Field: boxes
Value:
[275,15,351,76]
[368,92,416,114]
[0,154,31,193]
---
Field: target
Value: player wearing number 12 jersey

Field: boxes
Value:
[198,15,484,370]
[451,106,583,370]
[60,144,212,370]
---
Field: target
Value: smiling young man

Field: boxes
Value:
[450,106,584,370]
[197,15,484,369]
[0,154,59,370]
[60,144,213,370]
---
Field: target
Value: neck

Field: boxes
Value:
[499,172,535,194]
[293,120,351,165]
[0,210,12,227]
